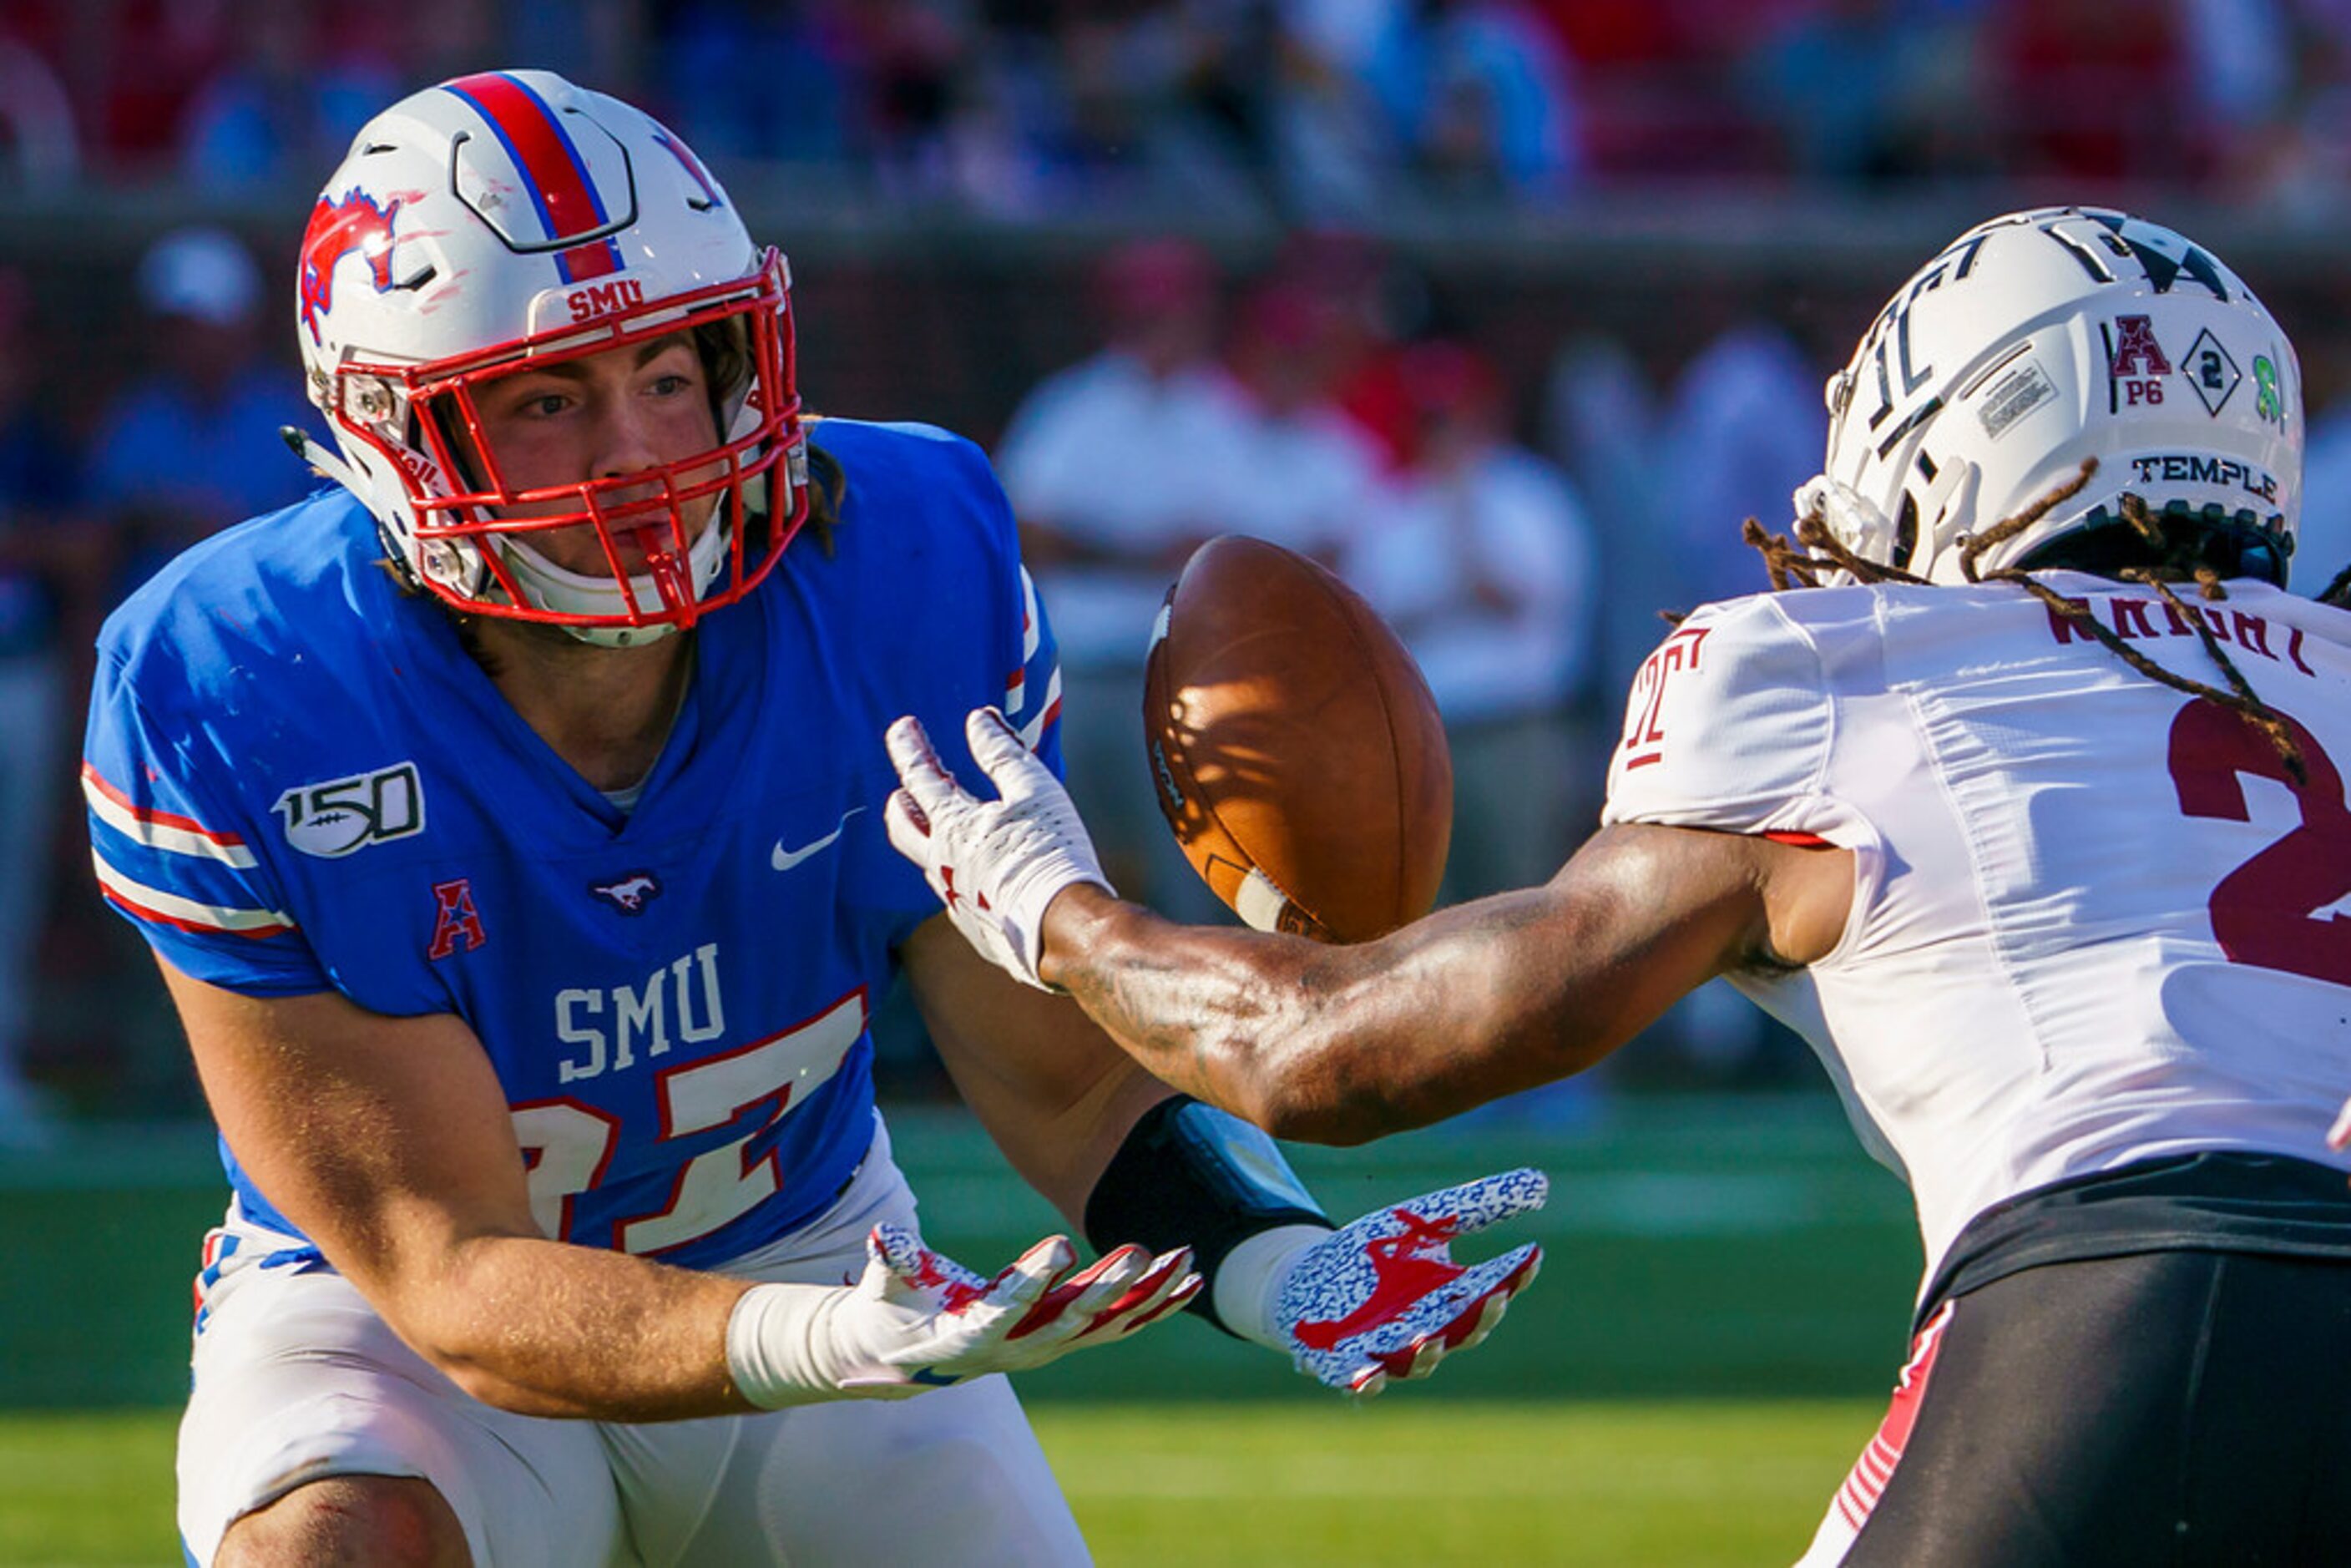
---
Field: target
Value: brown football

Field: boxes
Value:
[1142,534,1452,943]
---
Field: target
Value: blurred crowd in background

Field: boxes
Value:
[8,0,2351,210]
[9,0,2351,1141]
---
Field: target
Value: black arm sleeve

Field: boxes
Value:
[1083,1095,1332,1334]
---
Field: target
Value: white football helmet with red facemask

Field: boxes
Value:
[294,69,807,646]
[1798,207,2301,588]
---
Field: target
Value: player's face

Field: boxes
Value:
[468,332,724,577]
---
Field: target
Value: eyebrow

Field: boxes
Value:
[515,331,695,383]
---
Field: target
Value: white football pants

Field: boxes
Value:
[177,1120,1090,1566]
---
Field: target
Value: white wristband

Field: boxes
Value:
[1211,1223,1332,1350]
[726,1282,858,1410]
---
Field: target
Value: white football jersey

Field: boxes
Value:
[1604,574,2351,1285]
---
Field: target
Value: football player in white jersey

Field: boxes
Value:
[892,206,2351,1565]
[94,73,1547,1567]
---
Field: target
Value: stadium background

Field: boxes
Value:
[0,1,2341,1561]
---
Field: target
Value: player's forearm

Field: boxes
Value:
[1039,885,1590,1144]
[386,1232,765,1421]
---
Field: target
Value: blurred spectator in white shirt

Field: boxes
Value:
[1346,340,1597,900]
[996,239,1243,914]
[999,240,1239,651]
[1215,280,1388,564]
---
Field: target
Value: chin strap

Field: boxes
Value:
[282,426,364,493]
[1791,475,1897,584]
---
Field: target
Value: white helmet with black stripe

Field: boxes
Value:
[1797,207,2301,587]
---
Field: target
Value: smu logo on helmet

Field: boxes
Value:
[568,278,646,323]
[300,190,402,346]
[589,871,662,913]
[275,762,425,857]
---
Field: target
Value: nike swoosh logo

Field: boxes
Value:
[771,807,864,872]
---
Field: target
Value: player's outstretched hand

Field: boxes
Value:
[1275,1169,1548,1398]
[884,709,1110,990]
[837,1225,1200,1396]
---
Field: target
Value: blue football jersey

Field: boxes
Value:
[84,420,1065,1272]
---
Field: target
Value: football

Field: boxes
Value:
[1142,534,1451,943]
[277,803,373,860]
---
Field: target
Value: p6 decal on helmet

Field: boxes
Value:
[1798,207,2302,588]
[291,69,809,647]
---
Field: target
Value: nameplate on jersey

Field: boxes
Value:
[554,941,724,1083]
[273,762,427,858]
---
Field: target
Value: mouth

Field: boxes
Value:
[612,504,711,557]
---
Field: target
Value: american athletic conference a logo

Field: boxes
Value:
[427,878,486,960]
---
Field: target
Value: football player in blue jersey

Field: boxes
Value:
[83,72,1545,1566]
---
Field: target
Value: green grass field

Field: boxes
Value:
[0,1401,1880,1565]
[0,1094,1919,1563]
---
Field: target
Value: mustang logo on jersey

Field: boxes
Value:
[275,761,425,857]
[589,871,662,913]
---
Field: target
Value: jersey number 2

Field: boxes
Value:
[2169,698,2351,987]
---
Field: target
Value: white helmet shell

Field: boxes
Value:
[1800,207,2301,587]
[295,69,806,645]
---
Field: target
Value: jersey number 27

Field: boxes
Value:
[511,990,865,1254]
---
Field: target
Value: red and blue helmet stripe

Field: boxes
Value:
[442,70,625,284]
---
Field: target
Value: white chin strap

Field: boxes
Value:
[496,517,733,648]
[1791,476,1896,587]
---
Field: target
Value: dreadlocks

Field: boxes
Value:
[1746,458,2309,787]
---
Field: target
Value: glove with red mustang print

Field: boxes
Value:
[1256,1169,1548,1398]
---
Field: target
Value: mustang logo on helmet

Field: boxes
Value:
[299,190,402,346]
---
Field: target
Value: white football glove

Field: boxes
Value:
[728,1224,1198,1409]
[884,708,1111,989]
[1227,1169,1549,1398]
